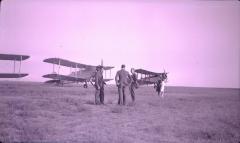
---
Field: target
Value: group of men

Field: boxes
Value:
[93,64,167,105]
[115,64,139,105]
[94,64,139,105]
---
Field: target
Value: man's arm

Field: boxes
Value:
[115,71,119,85]
[128,73,133,84]
[95,72,99,89]
[134,73,138,81]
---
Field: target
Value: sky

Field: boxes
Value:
[0,0,239,88]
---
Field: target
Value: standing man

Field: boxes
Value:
[94,65,104,105]
[160,78,166,98]
[99,67,106,104]
[99,81,106,104]
[129,68,139,102]
[115,64,132,105]
[160,72,168,98]
[156,78,161,96]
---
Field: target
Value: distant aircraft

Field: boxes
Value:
[135,68,168,85]
[0,54,30,78]
[42,58,114,88]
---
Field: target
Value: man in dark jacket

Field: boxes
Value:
[156,79,161,96]
[115,64,132,105]
[129,68,139,102]
[94,65,104,105]
[99,67,106,104]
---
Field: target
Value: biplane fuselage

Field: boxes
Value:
[69,69,95,80]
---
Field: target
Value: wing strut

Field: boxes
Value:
[19,55,22,73]
[58,59,61,75]
[58,59,61,81]
[75,64,77,78]
[69,66,72,74]
[13,60,16,73]
[52,63,55,73]
[105,70,106,79]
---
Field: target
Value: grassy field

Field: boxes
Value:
[0,81,239,143]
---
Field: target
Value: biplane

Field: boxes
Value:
[42,58,114,88]
[0,54,30,78]
[135,68,168,85]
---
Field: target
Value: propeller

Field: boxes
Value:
[101,59,103,66]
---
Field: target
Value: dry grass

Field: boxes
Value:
[0,81,239,143]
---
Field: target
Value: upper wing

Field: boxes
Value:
[43,58,77,67]
[103,66,114,70]
[0,54,30,61]
[43,58,113,70]
[43,58,95,69]
[135,68,162,76]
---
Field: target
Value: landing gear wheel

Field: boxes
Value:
[83,84,88,88]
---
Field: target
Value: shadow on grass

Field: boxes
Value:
[85,100,95,105]
[110,106,123,114]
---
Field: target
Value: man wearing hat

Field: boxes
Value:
[94,65,104,105]
[99,66,106,104]
[129,68,139,102]
[115,64,132,105]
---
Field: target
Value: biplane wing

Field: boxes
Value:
[44,79,61,84]
[0,73,28,78]
[43,58,114,70]
[137,80,155,85]
[0,54,30,78]
[137,76,160,85]
[103,78,113,82]
[135,69,162,75]
[43,58,95,69]
[103,66,114,70]
[0,54,30,61]
[43,73,87,82]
